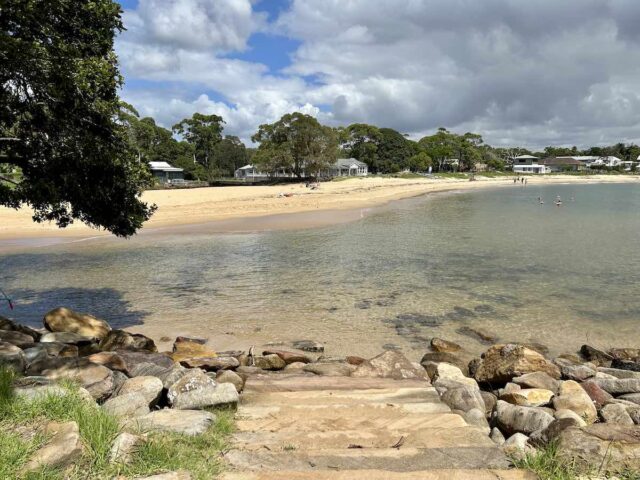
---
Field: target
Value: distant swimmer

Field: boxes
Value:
[555,200,562,207]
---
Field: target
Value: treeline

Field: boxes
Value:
[119,105,640,180]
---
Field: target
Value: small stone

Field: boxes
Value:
[118,376,163,406]
[600,403,634,426]
[43,307,111,340]
[102,393,150,418]
[502,433,534,460]
[22,421,83,472]
[500,388,555,407]
[0,316,41,341]
[619,393,640,406]
[31,358,114,401]
[125,409,215,436]
[463,407,490,433]
[346,356,366,365]
[552,380,597,424]
[480,391,497,417]
[215,370,244,393]
[291,340,324,352]
[174,336,207,345]
[430,338,462,353]
[490,427,506,445]
[611,358,640,372]
[236,366,263,374]
[109,432,143,465]
[530,417,582,446]
[557,360,596,382]
[253,354,286,371]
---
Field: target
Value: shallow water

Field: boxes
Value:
[2,183,639,359]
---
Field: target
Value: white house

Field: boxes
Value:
[512,155,550,174]
[149,161,184,183]
[555,156,622,168]
[234,165,297,179]
[328,158,368,177]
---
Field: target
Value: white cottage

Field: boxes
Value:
[329,158,368,177]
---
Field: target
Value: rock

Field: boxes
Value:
[171,340,216,361]
[22,421,83,472]
[502,433,533,460]
[481,391,497,417]
[291,340,324,352]
[0,316,41,341]
[30,358,114,401]
[600,403,634,426]
[118,376,163,406]
[611,358,640,372]
[557,424,640,470]
[126,409,215,436]
[262,349,311,364]
[87,352,128,373]
[174,336,207,346]
[0,341,25,372]
[112,370,128,394]
[346,356,366,365]
[497,382,521,397]
[21,346,51,366]
[579,345,613,366]
[236,366,263,374]
[303,362,353,376]
[22,343,77,364]
[430,338,462,353]
[440,386,485,413]
[554,409,587,427]
[0,330,35,348]
[167,369,238,409]
[40,332,97,345]
[425,362,465,382]
[495,400,555,435]
[552,380,597,424]
[116,350,173,370]
[512,371,560,394]
[463,407,490,433]
[102,392,150,418]
[215,370,244,393]
[500,388,555,407]
[619,393,640,406]
[284,362,307,371]
[530,417,582,446]
[109,432,143,465]
[597,367,640,379]
[490,427,506,445]
[132,471,191,480]
[593,378,640,395]
[178,356,240,371]
[456,326,497,344]
[420,352,469,374]
[351,351,429,380]
[43,307,110,340]
[251,354,286,371]
[154,363,189,389]
[580,380,614,409]
[609,348,640,361]
[128,362,168,378]
[100,329,157,352]
[472,344,561,384]
[557,361,596,382]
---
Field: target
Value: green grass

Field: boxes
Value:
[0,367,234,479]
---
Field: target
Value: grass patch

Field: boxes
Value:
[0,367,234,479]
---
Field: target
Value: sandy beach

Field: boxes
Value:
[1,174,638,241]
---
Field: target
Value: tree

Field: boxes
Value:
[406,151,432,172]
[376,128,418,173]
[341,124,382,172]
[173,113,225,182]
[418,128,458,171]
[252,112,337,178]
[215,135,248,177]
[0,0,155,236]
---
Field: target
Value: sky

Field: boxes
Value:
[116,0,640,149]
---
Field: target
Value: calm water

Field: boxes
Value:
[2,183,639,359]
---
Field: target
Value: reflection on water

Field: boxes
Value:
[2,183,640,359]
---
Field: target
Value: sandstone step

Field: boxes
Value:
[221,469,537,480]
[225,447,512,471]
[233,425,495,450]
[244,375,429,393]
[241,387,441,406]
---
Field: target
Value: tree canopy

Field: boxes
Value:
[1,0,155,237]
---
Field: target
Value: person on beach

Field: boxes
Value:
[513,177,517,184]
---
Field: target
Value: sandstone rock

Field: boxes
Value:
[174,336,207,345]
[501,388,554,407]
[40,332,97,345]
[0,316,41,341]
[597,367,640,379]
[100,329,157,352]
[31,358,114,401]
[119,376,163,406]
[22,421,83,472]
[291,340,324,352]
[600,403,634,426]
[609,348,640,361]
[303,362,353,376]
[463,407,490,433]
[490,427,506,445]
[22,343,75,365]
[471,344,561,384]
[112,370,128,394]
[262,349,311,364]
[109,432,143,465]
[557,361,596,382]
[167,369,239,409]
[87,351,128,373]
[481,391,497,417]
[502,433,533,460]
[253,354,286,371]
[236,366,263,374]
[283,362,307,371]
[116,350,173,370]
[215,370,244,393]
[420,352,469,374]
[498,382,521,397]
[530,417,582,446]
[554,409,587,427]
[0,341,25,372]
[512,371,560,394]
[0,330,35,348]
[593,378,640,395]
[126,409,215,436]
[13,378,94,404]
[456,326,497,344]
[430,337,462,353]
[619,393,640,406]
[557,424,640,470]
[552,380,597,424]
[178,356,240,371]
[102,392,150,418]
[441,386,485,413]
[495,400,554,435]
[43,307,111,340]
[580,345,613,366]
[352,351,428,380]
[580,380,613,409]
[611,358,640,372]
[171,340,216,361]
[425,362,466,382]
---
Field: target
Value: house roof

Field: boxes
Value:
[149,161,183,172]
[556,156,621,163]
[236,164,255,170]
[541,157,582,165]
[514,155,538,160]
[333,158,367,168]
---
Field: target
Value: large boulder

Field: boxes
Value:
[0,316,41,341]
[597,367,640,379]
[115,350,173,371]
[440,386,485,413]
[611,358,640,372]
[100,330,157,352]
[471,344,561,384]
[29,357,114,401]
[87,352,128,373]
[555,359,596,382]
[512,371,560,394]
[600,403,634,426]
[253,354,286,371]
[592,378,640,395]
[118,376,163,406]
[40,332,98,346]
[0,330,35,348]
[215,370,245,393]
[580,380,613,409]
[125,409,215,436]
[43,307,110,340]
[351,351,428,380]
[494,400,554,436]
[579,344,613,366]
[167,369,239,409]
[557,424,640,471]
[420,352,469,375]
[22,421,83,473]
[102,393,150,418]
[552,380,597,424]
[0,341,26,372]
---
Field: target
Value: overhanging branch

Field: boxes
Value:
[0,175,19,185]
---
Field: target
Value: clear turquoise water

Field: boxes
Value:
[2,183,639,359]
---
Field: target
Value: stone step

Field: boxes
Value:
[232,425,495,450]
[224,447,512,472]
[241,387,441,406]
[236,411,468,434]
[221,469,537,480]
[243,375,429,393]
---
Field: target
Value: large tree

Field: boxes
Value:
[0,0,155,236]
[172,113,225,182]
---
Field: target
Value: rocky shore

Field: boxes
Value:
[1,307,640,478]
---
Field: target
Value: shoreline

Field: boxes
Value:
[0,174,637,247]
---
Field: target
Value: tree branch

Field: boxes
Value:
[0,175,19,185]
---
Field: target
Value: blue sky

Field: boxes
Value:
[114,0,640,148]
